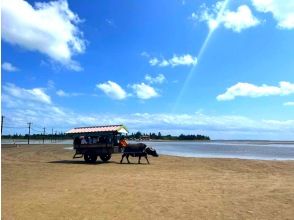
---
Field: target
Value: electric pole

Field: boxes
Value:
[1,115,4,136]
[27,122,32,144]
[43,127,46,144]
[51,128,53,143]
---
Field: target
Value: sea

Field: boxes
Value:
[139,140,294,161]
[2,139,294,161]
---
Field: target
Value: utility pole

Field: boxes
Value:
[51,128,53,143]
[27,122,32,144]
[55,130,57,143]
[43,127,46,144]
[1,115,4,136]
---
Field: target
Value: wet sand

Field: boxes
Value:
[2,144,294,220]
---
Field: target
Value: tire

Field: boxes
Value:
[100,154,111,162]
[84,152,97,163]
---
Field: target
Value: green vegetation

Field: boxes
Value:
[2,133,71,141]
[2,131,210,141]
[127,132,210,141]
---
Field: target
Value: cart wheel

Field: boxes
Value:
[100,154,111,162]
[84,153,97,163]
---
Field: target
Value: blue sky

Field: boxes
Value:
[1,0,294,139]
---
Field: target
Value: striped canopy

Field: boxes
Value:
[66,124,128,135]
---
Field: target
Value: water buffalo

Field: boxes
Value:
[120,143,159,164]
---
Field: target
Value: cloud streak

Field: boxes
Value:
[284,101,294,106]
[2,83,294,139]
[217,81,294,101]
[3,83,51,104]
[2,62,19,72]
[149,54,197,67]
[145,74,166,84]
[56,89,83,97]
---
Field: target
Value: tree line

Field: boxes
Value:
[127,132,210,141]
[2,131,210,141]
[2,133,71,140]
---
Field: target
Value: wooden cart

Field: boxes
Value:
[66,124,128,163]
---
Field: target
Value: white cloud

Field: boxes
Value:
[169,54,198,66]
[56,89,82,97]
[284,101,294,106]
[1,0,85,71]
[2,85,72,129]
[141,51,150,57]
[105,18,116,28]
[2,86,294,139]
[131,83,159,99]
[149,57,159,66]
[2,83,51,104]
[194,2,260,32]
[217,81,294,101]
[159,59,170,67]
[2,62,19,72]
[222,5,261,32]
[56,90,68,97]
[47,80,55,89]
[149,54,197,67]
[191,12,198,20]
[192,1,227,31]
[96,81,127,100]
[251,0,294,29]
[129,112,293,131]
[145,74,166,84]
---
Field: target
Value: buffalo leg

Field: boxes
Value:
[120,154,126,164]
[126,155,130,163]
[145,155,150,164]
[138,156,141,164]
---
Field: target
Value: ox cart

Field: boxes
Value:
[66,124,128,163]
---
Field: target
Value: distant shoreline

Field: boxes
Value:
[1,138,294,144]
[138,139,294,144]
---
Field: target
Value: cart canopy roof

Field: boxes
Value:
[66,124,128,135]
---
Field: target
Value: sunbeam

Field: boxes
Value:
[172,0,230,112]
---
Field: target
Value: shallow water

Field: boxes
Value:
[140,141,294,161]
[3,139,294,160]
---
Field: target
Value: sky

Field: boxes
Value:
[1,0,294,140]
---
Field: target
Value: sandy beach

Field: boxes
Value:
[2,144,294,220]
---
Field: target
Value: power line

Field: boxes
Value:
[33,125,45,129]
[31,128,43,133]
[1,116,72,138]
[3,126,28,129]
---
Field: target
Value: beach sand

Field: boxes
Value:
[2,144,294,220]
